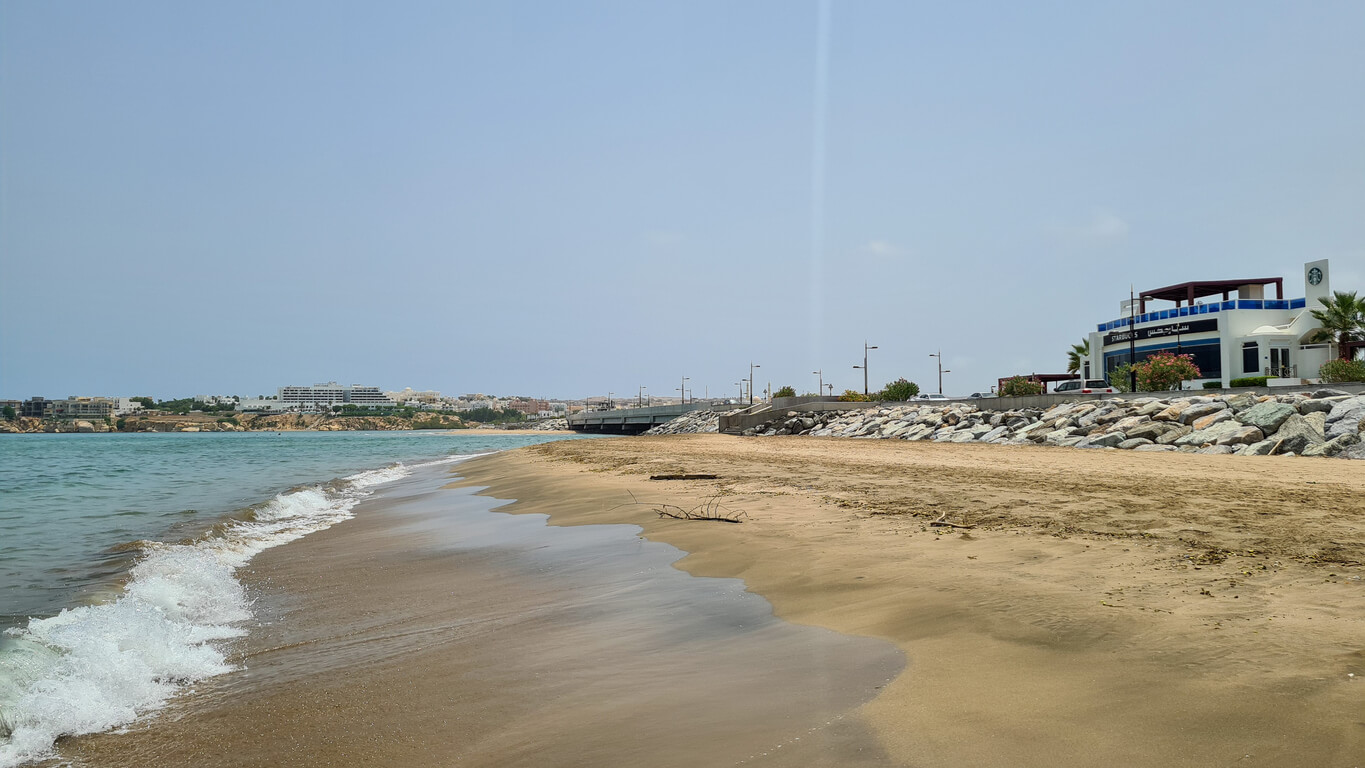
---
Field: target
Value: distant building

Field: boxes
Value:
[1088,260,1341,387]
[277,382,396,411]
[110,398,144,416]
[21,396,115,419]
[507,399,550,416]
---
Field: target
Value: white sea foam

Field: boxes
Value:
[0,459,443,767]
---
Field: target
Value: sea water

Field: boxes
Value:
[0,430,586,766]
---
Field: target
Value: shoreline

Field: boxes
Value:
[57,451,899,767]
[447,435,1365,766]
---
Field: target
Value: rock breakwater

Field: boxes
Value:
[642,409,738,435]
[655,391,1365,459]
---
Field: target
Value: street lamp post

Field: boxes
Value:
[929,350,949,395]
[735,381,744,400]
[749,363,760,405]
[852,342,878,395]
[638,386,646,408]
[607,391,613,410]
[678,376,689,405]
[813,370,823,396]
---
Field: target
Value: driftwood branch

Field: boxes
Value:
[929,511,975,529]
[611,490,748,523]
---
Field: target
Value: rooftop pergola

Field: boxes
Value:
[1139,277,1283,313]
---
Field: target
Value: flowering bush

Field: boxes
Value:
[1318,359,1365,383]
[838,389,872,402]
[1135,351,1201,391]
[1000,376,1043,396]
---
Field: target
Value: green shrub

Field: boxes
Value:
[1135,351,1201,391]
[837,389,872,402]
[216,416,239,426]
[1228,376,1270,388]
[773,386,797,399]
[1202,381,1223,389]
[1,405,14,420]
[999,376,1043,396]
[1319,359,1365,383]
[1107,363,1134,393]
[879,378,920,401]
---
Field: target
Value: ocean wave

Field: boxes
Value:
[0,458,455,767]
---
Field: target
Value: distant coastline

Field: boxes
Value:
[0,412,569,434]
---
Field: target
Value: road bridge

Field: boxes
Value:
[566,402,707,434]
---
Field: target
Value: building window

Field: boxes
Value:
[1242,343,1259,374]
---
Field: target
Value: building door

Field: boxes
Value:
[1270,347,1291,377]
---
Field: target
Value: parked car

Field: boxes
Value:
[1054,379,1116,394]
[969,392,996,399]
[917,393,950,401]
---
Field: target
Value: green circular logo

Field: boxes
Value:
[1308,266,1323,286]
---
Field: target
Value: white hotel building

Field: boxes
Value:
[1086,260,1339,388]
[277,383,396,410]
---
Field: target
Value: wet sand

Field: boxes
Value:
[442,435,1365,767]
[62,458,900,767]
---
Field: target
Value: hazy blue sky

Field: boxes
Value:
[3,1,1362,400]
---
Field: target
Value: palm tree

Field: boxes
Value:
[1066,338,1091,376]
[1307,291,1365,360]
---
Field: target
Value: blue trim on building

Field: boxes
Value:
[1097,298,1308,332]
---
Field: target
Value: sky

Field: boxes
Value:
[2,1,1363,401]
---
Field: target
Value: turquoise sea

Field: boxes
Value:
[0,430,587,766]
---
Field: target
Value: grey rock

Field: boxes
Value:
[1302,433,1361,457]
[1127,422,1175,441]
[1156,425,1193,445]
[1216,425,1264,446]
[1339,442,1365,460]
[1174,420,1250,447]
[1297,399,1337,415]
[1235,401,1296,433]
[1310,388,1349,398]
[1270,414,1326,455]
[979,425,1011,442]
[1241,439,1277,456]
[1090,432,1128,448]
[1179,402,1227,425]
[1325,396,1365,439]
[1133,444,1179,452]
[1118,438,1154,450]
[1197,445,1236,455]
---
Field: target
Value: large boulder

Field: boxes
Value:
[1088,432,1128,448]
[1191,410,1234,431]
[1127,421,1176,441]
[1179,402,1227,425]
[1156,425,1193,445]
[1270,414,1326,455]
[1235,401,1296,434]
[1301,433,1361,458]
[1118,438,1154,450]
[1325,396,1365,440]
[1298,398,1340,415]
[1240,439,1277,456]
[1174,420,1253,447]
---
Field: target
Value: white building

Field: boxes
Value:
[1088,260,1337,388]
[277,382,396,410]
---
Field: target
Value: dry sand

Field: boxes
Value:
[62,434,1365,767]
[450,435,1365,767]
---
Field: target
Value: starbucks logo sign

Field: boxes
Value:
[1308,266,1323,286]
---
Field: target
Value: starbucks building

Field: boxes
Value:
[1087,260,1337,388]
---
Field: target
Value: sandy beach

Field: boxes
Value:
[63,434,1365,767]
